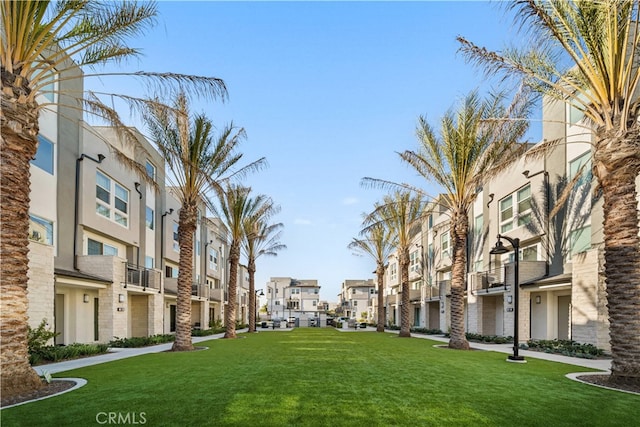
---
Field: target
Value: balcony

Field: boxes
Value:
[191,282,210,299]
[425,284,441,301]
[125,264,161,291]
[470,261,546,295]
[209,288,224,302]
[409,289,421,302]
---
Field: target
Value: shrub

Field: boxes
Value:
[30,343,110,365]
[28,319,59,352]
[526,339,606,359]
[411,327,444,335]
[191,327,225,336]
[109,334,175,348]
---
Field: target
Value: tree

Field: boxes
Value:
[242,198,285,333]
[0,0,226,397]
[361,191,424,337]
[399,90,531,350]
[458,0,640,385]
[349,206,396,332]
[215,185,267,339]
[143,93,264,351]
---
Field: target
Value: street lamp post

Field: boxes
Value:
[254,289,264,330]
[489,234,526,363]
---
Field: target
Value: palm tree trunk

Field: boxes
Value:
[172,204,196,351]
[376,265,385,332]
[248,260,256,333]
[449,210,470,350]
[595,134,640,385]
[399,253,411,337]
[224,241,240,338]
[0,68,45,397]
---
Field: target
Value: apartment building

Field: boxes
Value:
[337,279,376,321]
[381,96,639,352]
[26,57,237,343]
[265,277,321,325]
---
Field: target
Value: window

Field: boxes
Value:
[352,300,357,306]
[441,231,450,257]
[87,238,117,256]
[146,207,154,230]
[570,226,591,258]
[195,240,200,256]
[31,135,54,174]
[474,214,483,236]
[427,214,433,229]
[209,248,218,270]
[145,256,154,269]
[474,260,483,272]
[34,64,56,102]
[390,263,397,281]
[569,151,592,187]
[410,250,420,273]
[95,171,129,227]
[500,184,531,232]
[165,265,178,278]
[29,214,53,245]
[314,288,319,294]
[291,288,300,294]
[145,160,156,181]
[312,300,317,306]
[172,223,179,252]
[411,281,421,290]
[522,246,538,261]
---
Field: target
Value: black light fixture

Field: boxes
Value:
[490,234,526,363]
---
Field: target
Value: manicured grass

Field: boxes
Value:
[3,329,638,426]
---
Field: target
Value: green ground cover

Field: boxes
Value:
[2,329,638,426]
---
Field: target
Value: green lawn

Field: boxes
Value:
[2,329,638,426]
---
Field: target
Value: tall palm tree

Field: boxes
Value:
[399,91,531,350]
[144,93,264,351]
[458,0,640,385]
[216,185,268,339]
[1,0,226,397]
[243,201,286,333]
[362,191,424,337]
[349,206,396,332]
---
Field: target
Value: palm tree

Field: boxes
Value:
[399,91,531,350]
[216,185,268,339]
[362,191,424,337]
[1,0,226,397]
[143,93,264,351]
[349,206,396,332]
[458,0,640,385]
[243,201,286,333]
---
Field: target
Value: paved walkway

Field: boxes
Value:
[35,328,610,376]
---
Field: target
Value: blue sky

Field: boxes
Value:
[87,1,541,301]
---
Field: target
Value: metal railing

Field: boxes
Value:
[191,282,210,299]
[425,285,441,300]
[470,267,507,294]
[125,264,160,291]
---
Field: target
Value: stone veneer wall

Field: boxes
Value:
[77,255,127,342]
[148,293,164,336]
[571,248,610,351]
[27,241,55,334]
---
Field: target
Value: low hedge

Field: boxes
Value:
[523,339,606,359]
[30,343,110,365]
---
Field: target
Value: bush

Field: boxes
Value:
[30,343,109,365]
[28,319,59,352]
[526,339,605,359]
[411,327,444,335]
[109,334,175,348]
[191,327,225,336]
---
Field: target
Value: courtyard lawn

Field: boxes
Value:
[2,329,638,426]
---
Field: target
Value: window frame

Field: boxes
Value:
[29,214,54,245]
[31,135,55,175]
[95,170,129,228]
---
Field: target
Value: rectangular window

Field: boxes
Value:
[522,246,538,261]
[145,160,156,181]
[173,223,179,252]
[145,256,154,269]
[146,206,154,230]
[500,184,531,232]
[441,231,450,257]
[29,214,54,245]
[87,238,117,256]
[409,250,420,273]
[474,259,483,272]
[209,248,218,270]
[95,171,129,227]
[312,300,317,306]
[427,214,433,229]
[31,135,54,174]
[474,214,483,236]
[390,263,397,281]
[570,226,591,258]
[569,151,592,187]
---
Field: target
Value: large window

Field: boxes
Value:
[31,135,54,174]
[390,262,397,282]
[87,238,118,256]
[172,223,179,252]
[209,248,218,270]
[29,214,54,245]
[146,206,154,230]
[145,256,154,269]
[145,160,156,181]
[96,171,129,227]
[500,184,531,233]
[409,250,420,273]
[441,231,450,257]
[570,226,592,258]
[569,151,592,187]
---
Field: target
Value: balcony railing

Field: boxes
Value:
[470,261,546,294]
[209,288,224,302]
[425,285,441,300]
[125,264,160,291]
[191,282,210,299]
[409,289,421,302]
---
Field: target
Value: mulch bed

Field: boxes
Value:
[1,380,77,408]
[577,374,640,394]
